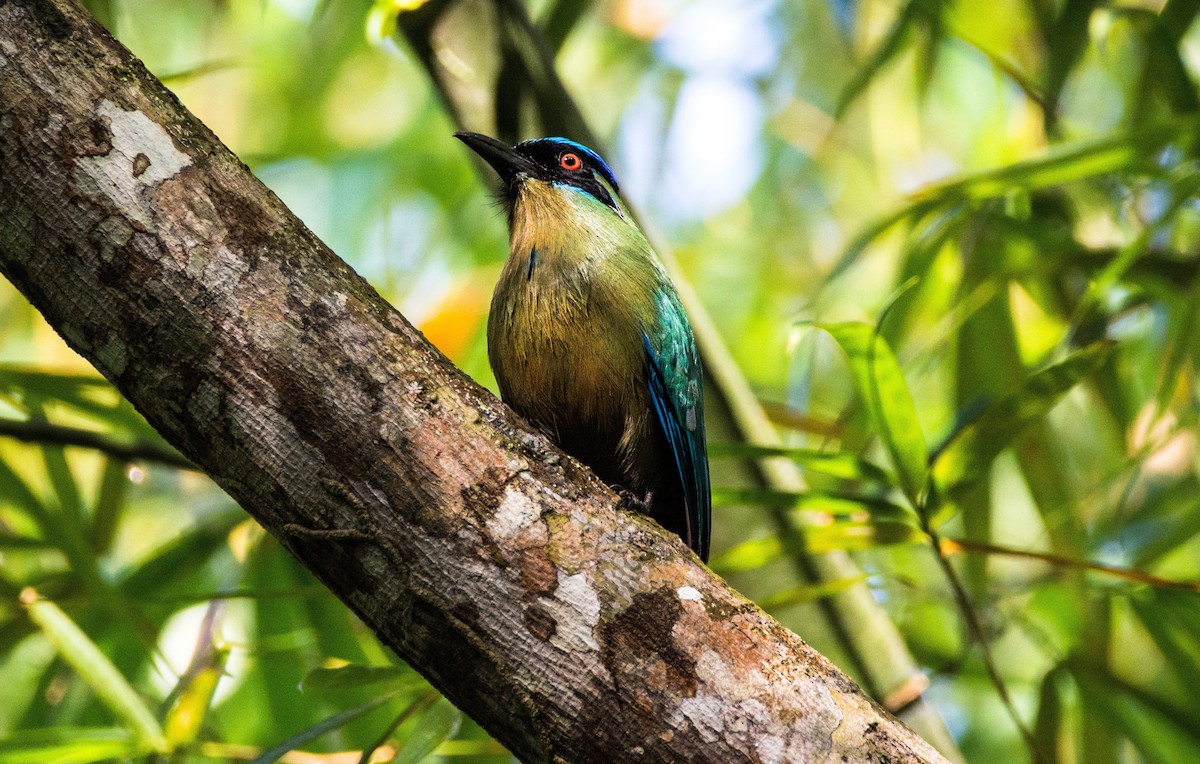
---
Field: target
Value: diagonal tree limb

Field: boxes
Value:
[0,1,945,761]
[395,1,960,755]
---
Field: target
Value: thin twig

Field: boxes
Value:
[943,537,1200,592]
[926,526,1047,764]
[0,418,196,470]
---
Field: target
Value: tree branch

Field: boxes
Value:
[0,2,944,761]
[394,7,961,755]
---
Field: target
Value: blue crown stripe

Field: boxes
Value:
[524,137,620,193]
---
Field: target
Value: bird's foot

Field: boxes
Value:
[618,488,654,515]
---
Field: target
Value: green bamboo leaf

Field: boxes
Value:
[89,458,128,555]
[0,367,140,430]
[20,590,167,753]
[0,455,61,557]
[837,117,1200,283]
[1072,171,1200,336]
[712,517,925,573]
[41,442,85,529]
[0,453,45,517]
[164,646,228,748]
[391,697,462,764]
[0,366,113,397]
[801,521,926,553]
[117,510,244,600]
[1158,0,1200,46]
[708,442,893,484]
[712,487,916,523]
[836,0,926,117]
[933,342,1114,495]
[0,429,101,582]
[430,739,511,756]
[911,118,1197,204]
[711,534,788,574]
[1128,489,1200,569]
[756,575,869,611]
[248,693,398,764]
[1071,661,1200,756]
[813,322,928,504]
[300,662,421,694]
[1145,28,1200,116]
[1146,589,1200,634]
[33,413,98,580]
[539,0,593,53]
[828,200,943,281]
[1130,593,1200,701]
[0,535,55,550]
[1044,0,1102,118]
[1033,664,1071,761]
[356,690,438,764]
[0,727,145,764]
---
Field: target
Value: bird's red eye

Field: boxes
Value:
[559,152,583,171]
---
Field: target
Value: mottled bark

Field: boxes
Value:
[0,2,945,762]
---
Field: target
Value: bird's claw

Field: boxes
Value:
[618,488,654,515]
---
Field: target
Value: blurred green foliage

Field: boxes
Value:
[3,0,1200,762]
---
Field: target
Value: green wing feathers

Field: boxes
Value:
[642,290,711,562]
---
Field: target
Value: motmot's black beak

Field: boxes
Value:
[454,131,535,182]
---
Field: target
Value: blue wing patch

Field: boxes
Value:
[642,329,711,562]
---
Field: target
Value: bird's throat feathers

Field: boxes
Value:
[506,177,639,273]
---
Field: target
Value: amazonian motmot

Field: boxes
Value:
[455,132,711,562]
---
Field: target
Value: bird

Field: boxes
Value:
[455,131,711,562]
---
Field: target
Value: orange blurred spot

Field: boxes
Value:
[419,280,490,360]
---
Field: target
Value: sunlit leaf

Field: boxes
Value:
[757,575,869,611]
[712,518,925,573]
[708,442,893,484]
[0,727,145,764]
[802,521,926,553]
[933,341,1114,499]
[164,646,228,748]
[811,321,928,505]
[0,366,151,435]
[1044,0,1102,121]
[1132,591,1200,696]
[391,697,463,764]
[247,693,399,764]
[300,662,422,694]
[20,590,166,752]
[836,0,931,117]
[712,487,917,523]
[89,459,128,555]
[1033,664,1071,763]
[1071,661,1200,758]
[368,0,434,47]
[711,534,789,574]
[838,117,1200,279]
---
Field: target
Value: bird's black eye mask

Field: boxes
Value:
[514,137,621,212]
